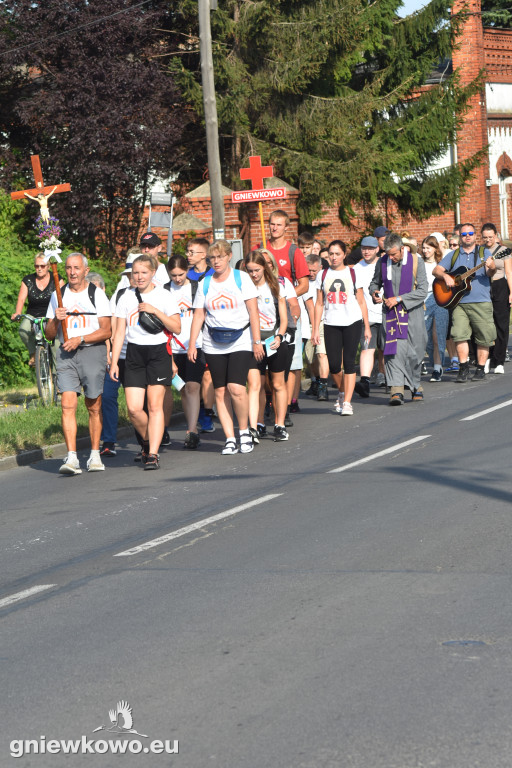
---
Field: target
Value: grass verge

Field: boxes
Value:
[0,388,182,458]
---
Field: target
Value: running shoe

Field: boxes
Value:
[305,380,319,398]
[87,455,106,472]
[354,379,370,398]
[100,443,117,457]
[333,393,344,413]
[376,372,386,388]
[429,369,442,382]
[160,429,171,447]
[197,408,215,433]
[59,456,82,475]
[184,431,200,450]
[341,402,353,415]
[289,399,300,413]
[257,424,270,440]
[144,453,160,470]
[273,425,289,442]
[421,362,428,376]
[505,350,510,363]
[248,427,260,445]
[317,383,329,401]
[493,364,505,374]
[284,410,293,428]
[471,367,486,381]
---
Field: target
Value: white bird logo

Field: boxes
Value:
[93,700,148,737]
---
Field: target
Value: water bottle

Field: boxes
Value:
[172,373,185,391]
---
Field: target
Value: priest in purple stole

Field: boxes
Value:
[369,233,428,405]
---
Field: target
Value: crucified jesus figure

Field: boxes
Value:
[24,186,58,223]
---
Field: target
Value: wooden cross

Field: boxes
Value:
[10,155,71,204]
[10,155,71,342]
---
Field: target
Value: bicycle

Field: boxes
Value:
[12,315,58,406]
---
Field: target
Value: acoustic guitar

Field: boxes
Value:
[433,248,511,309]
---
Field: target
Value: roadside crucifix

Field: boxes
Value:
[11,155,72,341]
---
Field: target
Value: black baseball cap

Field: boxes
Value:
[139,232,162,248]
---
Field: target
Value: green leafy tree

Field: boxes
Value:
[481,0,512,28]
[169,0,484,226]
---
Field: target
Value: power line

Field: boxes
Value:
[0,0,162,58]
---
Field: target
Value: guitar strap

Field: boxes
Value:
[450,246,485,271]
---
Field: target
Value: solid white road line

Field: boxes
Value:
[114,493,283,557]
[327,435,432,474]
[460,399,512,422]
[0,584,56,609]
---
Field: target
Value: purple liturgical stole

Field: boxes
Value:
[381,252,414,355]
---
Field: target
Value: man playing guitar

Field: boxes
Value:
[433,223,496,383]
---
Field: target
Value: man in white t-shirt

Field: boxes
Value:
[46,253,112,475]
[353,236,383,397]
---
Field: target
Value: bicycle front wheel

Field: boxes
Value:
[35,344,54,406]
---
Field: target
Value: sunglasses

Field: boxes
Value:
[460,231,475,237]
[449,242,459,247]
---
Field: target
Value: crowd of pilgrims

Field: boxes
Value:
[12,215,510,470]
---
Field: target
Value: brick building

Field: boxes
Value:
[147,0,512,251]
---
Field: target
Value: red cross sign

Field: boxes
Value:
[240,156,273,190]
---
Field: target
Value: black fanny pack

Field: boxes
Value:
[207,323,250,344]
[135,288,165,334]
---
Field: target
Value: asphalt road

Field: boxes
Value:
[2,370,512,768]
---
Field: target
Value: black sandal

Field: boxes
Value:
[144,453,160,470]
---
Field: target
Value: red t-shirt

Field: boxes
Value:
[265,242,310,283]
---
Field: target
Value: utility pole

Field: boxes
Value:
[198,0,225,240]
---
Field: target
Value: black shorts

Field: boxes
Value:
[249,341,289,375]
[125,342,172,388]
[174,351,206,384]
[204,350,253,388]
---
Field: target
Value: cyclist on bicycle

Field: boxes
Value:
[11,253,63,366]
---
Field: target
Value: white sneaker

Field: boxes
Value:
[334,393,344,413]
[87,455,105,472]
[484,359,490,374]
[341,402,354,416]
[59,456,82,475]
[493,364,505,374]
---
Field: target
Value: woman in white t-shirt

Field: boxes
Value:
[188,240,263,455]
[110,254,180,470]
[312,240,370,415]
[243,250,289,443]
[167,255,205,450]
[422,235,449,381]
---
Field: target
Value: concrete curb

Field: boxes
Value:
[0,413,187,472]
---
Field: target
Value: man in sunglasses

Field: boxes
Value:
[433,223,496,382]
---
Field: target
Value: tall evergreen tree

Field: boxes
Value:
[169,0,484,226]
[481,0,512,28]
[0,0,187,256]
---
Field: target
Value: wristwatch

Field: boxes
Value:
[276,334,284,341]
[253,340,262,345]
[80,335,85,345]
